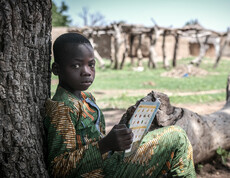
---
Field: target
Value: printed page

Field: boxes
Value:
[124,99,160,157]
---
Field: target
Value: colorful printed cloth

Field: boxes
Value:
[44,86,196,177]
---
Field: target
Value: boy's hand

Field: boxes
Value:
[98,124,133,154]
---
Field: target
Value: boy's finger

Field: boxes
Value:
[114,124,127,129]
[122,133,133,141]
[121,140,133,149]
[116,128,132,135]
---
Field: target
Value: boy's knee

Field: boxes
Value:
[143,125,189,147]
[164,125,189,147]
[169,125,186,133]
[168,125,187,138]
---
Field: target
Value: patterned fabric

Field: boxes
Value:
[44,86,196,177]
[107,126,196,178]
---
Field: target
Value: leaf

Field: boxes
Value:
[216,147,223,155]
[221,156,227,165]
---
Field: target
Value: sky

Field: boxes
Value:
[53,0,230,32]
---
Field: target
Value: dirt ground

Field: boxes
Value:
[102,101,230,177]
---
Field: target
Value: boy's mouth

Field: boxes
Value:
[81,81,92,85]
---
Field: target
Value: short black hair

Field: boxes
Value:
[53,33,92,63]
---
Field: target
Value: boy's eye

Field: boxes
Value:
[89,63,95,68]
[75,64,80,69]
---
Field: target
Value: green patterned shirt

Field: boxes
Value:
[44,86,106,177]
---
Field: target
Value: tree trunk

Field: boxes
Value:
[119,75,230,164]
[109,35,115,67]
[148,27,161,69]
[213,29,230,68]
[190,35,210,66]
[148,33,157,68]
[148,44,157,68]
[172,33,179,67]
[89,36,105,69]
[113,24,123,69]
[162,30,169,69]
[120,34,129,69]
[94,50,105,69]
[137,34,143,67]
[0,0,51,177]
[129,34,135,66]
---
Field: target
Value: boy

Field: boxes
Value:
[44,33,196,177]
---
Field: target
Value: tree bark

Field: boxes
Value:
[148,44,157,68]
[162,30,169,69]
[89,36,105,69]
[109,35,115,67]
[113,24,123,69]
[119,75,230,164]
[190,35,210,66]
[129,34,135,66]
[148,26,161,69]
[0,0,51,177]
[213,29,230,68]
[172,32,179,67]
[136,34,143,67]
[148,34,157,68]
[120,34,129,69]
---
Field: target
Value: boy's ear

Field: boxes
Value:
[52,62,59,76]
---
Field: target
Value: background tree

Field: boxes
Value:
[0,0,51,177]
[184,19,200,26]
[52,1,71,27]
[78,7,106,26]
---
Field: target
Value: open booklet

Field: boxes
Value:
[124,99,161,157]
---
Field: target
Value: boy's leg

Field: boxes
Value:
[104,125,196,177]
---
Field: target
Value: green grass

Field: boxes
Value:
[95,92,225,109]
[51,57,230,109]
[91,59,228,92]
[97,93,146,109]
[170,92,225,104]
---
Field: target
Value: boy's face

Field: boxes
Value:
[57,43,95,92]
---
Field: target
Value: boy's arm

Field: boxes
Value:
[86,92,134,154]
[44,100,106,177]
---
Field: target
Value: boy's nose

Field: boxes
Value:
[81,66,91,76]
